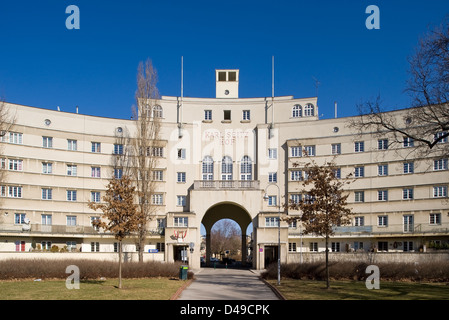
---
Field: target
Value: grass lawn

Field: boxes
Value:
[268,279,449,300]
[0,278,189,300]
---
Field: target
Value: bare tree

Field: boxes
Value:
[210,219,241,260]
[350,18,449,160]
[285,160,353,289]
[131,59,162,262]
[0,99,16,191]
[88,175,139,289]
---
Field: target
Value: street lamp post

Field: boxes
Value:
[263,182,281,286]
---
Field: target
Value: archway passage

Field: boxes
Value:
[201,202,252,268]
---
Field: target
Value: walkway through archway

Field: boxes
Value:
[201,202,252,267]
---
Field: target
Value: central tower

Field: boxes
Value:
[216,69,239,98]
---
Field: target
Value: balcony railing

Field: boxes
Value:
[193,180,260,190]
[0,224,165,236]
[288,222,449,236]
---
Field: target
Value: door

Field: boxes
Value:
[174,245,188,263]
[403,215,414,232]
[264,246,278,268]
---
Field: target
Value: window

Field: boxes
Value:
[177,195,186,207]
[403,162,414,174]
[268,195,277,206]
[242,110,250,121]
[378,139,388,150]
[114,168,123,179]
[292,105,302,118]
[434,159,448,171]
[42,136,53,148]
[91,142,101,153]
[378,215,388,227]
[67,216,77,226]
[152,194,163,205]
[42,188,52,200]
[8,132,23,144]
[204,110,212,121]
[7,159,22,171]
[67,139,77,151]
[228,71,237,81]
[288,220,297,228]
[331,143,341,155]
[290,194,302,204]
[7,186,22,198]
[223,110,231,121]
[378,242,388,252]
[378,190,388,201]
[378,164,388,176]
[91,242,100,252]
[91,167,101,178]
[354,141,364,152]
[309,242,318,252]
[403,137,414,147]
[429,213,441,225]
[291,146,302,157]
[354,166,364,178]
[177,172,186,183]
[354,216,364,226]
[403,241,414,252]
[354,191,365,203]
[174,217,188,227]
[303,145,315,156]
[218,71,226,81]
[304,104,314,117]
[114,144,123,155]
[153,170,164,181]
[42,162,52,174]
[177,148,186,160]
[157,242,165,252]
[152,105,163,118]
[433,186,448,198]
[221,156,233,180]
[41,241,51,251]
[268,148,277,159]
[202,156,214,180]
[66,241,76,252]
[240,156,252,180]
[67,190,77,201]
[150,147,164,157]
[434,131,448,144]
[291,170,302,181]
[331,242,340,252]
[15,213,26,224]
[403,188,414,200]
[67,165,77,176]
[333,168,341,179]
[265,217,279,227]
[91,191,101,203]
[268,172,277,183]
[289,242,297,252]
[42,214,52,225]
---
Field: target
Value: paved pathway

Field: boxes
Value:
[177,268,280,300]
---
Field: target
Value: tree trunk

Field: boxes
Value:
[118,240,122,289]
[325,235,330,289]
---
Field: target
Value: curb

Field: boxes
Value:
[170,278,194,300]
[259,277,287,300]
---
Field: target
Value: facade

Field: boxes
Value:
[0,69,448,270]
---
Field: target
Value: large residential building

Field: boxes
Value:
[0,69,448,270]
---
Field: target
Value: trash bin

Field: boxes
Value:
[179,265,188,280]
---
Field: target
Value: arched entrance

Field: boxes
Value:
[201,202,252,267]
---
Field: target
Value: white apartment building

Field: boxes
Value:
[0,69,448,270]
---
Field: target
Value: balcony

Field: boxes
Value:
[193,180,260,190]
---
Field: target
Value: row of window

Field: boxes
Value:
[288,185,448,204]
[289,133,448,158]
[288,241,416,252]
[352,213,442,227]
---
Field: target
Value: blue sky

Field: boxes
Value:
[0,0,448,121]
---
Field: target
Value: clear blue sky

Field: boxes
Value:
[0,0,448,121]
